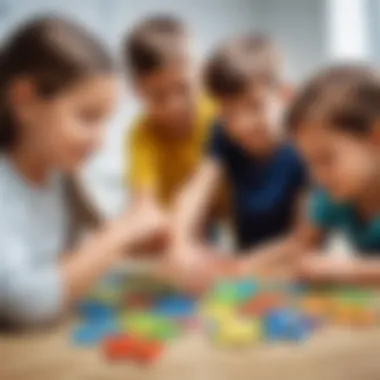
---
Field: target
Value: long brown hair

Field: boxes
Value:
[0,15,114,149]
[0,16,115,232]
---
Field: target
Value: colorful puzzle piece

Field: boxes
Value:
[77,300,115,322]
[264,308,310,342]
[153,295,196,318]
[212,317,261,347]
[72,319,118,346]
[103,335,164,363]
[119,312,180,341]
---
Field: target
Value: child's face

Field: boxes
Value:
[20,75,118,171]
[135,57,198,136]
[221,83,285,155]
[295,124,380,202]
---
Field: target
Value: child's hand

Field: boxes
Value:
[165,242,216,293]
[129,205,168,247]
[296,255,355,283]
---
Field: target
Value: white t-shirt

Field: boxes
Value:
[0,156,70,324]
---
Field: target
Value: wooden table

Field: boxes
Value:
[2,262,380,380]
[2,321,380,380]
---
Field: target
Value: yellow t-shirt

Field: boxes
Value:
[126,98,215,207]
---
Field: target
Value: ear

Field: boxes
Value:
[8,77,36,110]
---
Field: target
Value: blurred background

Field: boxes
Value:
[0,0,375,217]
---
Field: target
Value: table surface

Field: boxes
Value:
[2,263,380,380]
[2,321,380,380]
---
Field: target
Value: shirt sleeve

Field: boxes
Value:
[307,189,338,230]
[0,227,64,325]
[126,122,158,192]
[206,122,229,163]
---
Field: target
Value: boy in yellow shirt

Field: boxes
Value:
[123,15,215,252]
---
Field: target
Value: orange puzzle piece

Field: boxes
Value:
[103,335,164,363]
[240,292,285,316]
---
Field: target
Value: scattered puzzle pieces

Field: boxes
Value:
[73,274,380,358]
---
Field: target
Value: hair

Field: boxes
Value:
[0,15,114,150]
[204,33,280,98]
[286,64,380,136]
[123,14,187,78]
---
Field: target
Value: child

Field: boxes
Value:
[286,64,380,284]
[171,34,307,273]
[0,16,159,325]
[123,15,215,252]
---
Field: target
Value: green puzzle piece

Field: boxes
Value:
[119,312,180,341]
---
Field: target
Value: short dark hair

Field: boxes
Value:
[286,64,380,135]
[204,33,280,98]
[124,14,187,77]
[0,15,114,150]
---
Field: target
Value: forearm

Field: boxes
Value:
[61,223,133,301]
[244,236,304,269]
[173,187,207,246]
[172,160,221,249]
[347,259,380,284]
[299,255,380,285]
[242,216,324,273]
[61,204,159,301]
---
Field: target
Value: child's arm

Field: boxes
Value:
[0,210,159,324]
[171,159,223,259]
[237,192,324,274]
[296,255,380,285]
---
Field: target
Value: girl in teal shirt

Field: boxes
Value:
[287,64,380,284]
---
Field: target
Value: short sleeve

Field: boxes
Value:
[307,189,338,230]
[206,122,229,163]
[126,120,158,192]
[0,224,64,324]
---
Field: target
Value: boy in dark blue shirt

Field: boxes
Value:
[208,124,306,250]
[170,34,307,275]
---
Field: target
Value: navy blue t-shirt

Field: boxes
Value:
[208,124,307,251]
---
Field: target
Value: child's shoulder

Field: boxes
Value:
[276,143,306,173]
[196,95,218,130]
[279,142,302,161]
[308,189,349,228]
[127,114,153,143]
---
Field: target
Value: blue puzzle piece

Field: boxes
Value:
[264,308,303,341]
[154,295,196,318]
[77,300,115,322]
[71,319,119,346]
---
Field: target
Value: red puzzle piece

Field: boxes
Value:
[103,335,164,363]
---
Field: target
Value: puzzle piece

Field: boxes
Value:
[153,295,196,319]
[240,292,285,317]
[72,319,118,346]
[264,308,308,342]
[299,294,331,322]
[212,317,261,347]
[77,300,115,322]
[119,312,180,341]
[103,335,164,363]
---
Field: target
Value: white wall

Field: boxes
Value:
[0,0,329,216]
[254,0,327,82]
